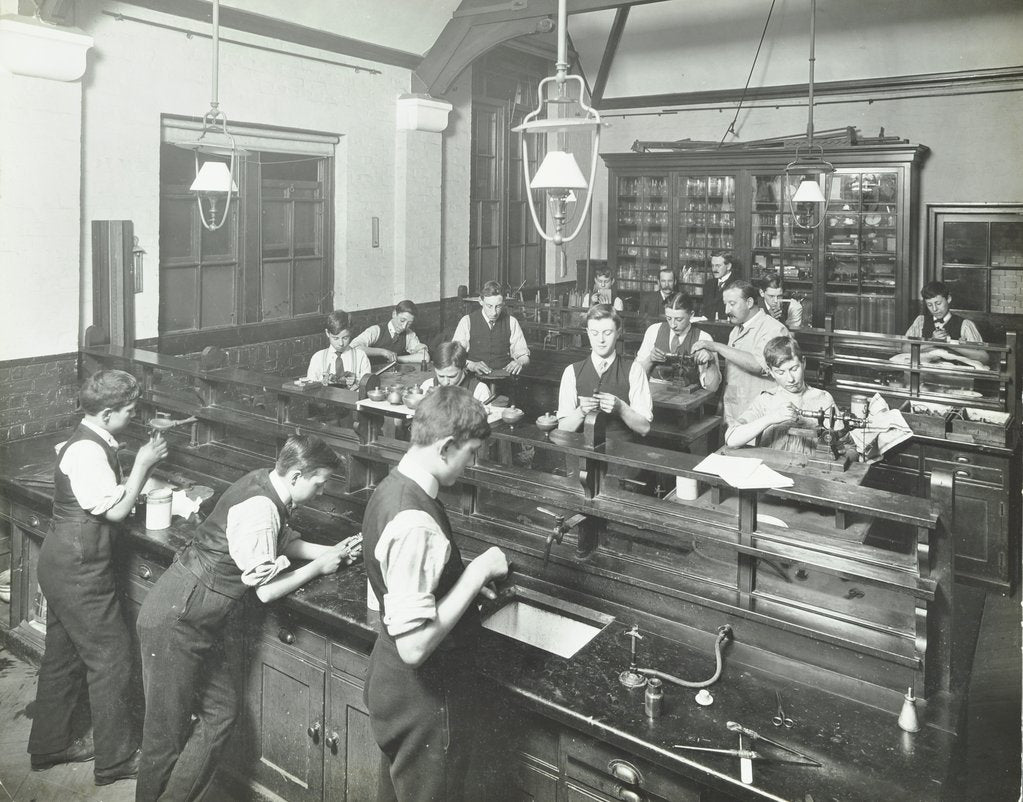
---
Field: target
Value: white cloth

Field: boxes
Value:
[56,419,126,515]
[451,313,531,364]
[556,353,653,422]
[305,346,372,383]
[350,321,425,356]
[225,470,300,588]
[369,455,453,637]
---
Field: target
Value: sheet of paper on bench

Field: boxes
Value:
[693,454,794,489]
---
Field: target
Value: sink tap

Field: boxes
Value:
[536,507,588,569]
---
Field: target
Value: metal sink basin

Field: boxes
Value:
[481,586,614,659]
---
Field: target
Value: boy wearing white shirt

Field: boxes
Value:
[635,292,721,391]
[306,309,372,384]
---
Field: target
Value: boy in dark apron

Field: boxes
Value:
[28,369,168,785]
[135,435,361,802]
[363,386,508,802]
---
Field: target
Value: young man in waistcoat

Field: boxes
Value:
[556,304,652,441]
[904,281,988,364]
[452,281,530,376]
[419,341,492,404]
[352,299,429,367]
[362,385,508,802]
[759,275,804,330]
[635,292,721,391]
[135,436,360,802]
[28,369,168,785]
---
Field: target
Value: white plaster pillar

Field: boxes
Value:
[0,16,92,360]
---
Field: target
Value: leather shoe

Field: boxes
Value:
[94,748,140,786]
[30,737,95,770]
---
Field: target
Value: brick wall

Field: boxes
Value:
[990,270,1023,315]
[0,354,79,443]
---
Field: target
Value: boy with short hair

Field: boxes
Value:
[306,309,372,384]
[136,435,360,802]
[635,291,721,391]
[557,304,652,440]
[363,386,508,801]
[452,281,530,375]
[904,280,987,364]
[28,369,168,785]
[586,267,624,311]
[352,299,430,366]
[420,341,492,404]
[725,336,836,455]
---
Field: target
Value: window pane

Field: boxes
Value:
[200,206,237,260]
[162,267,197,332]
[507,202,524,245]
[262,200,291,258]
[943,221,988,265]
[294,201,321,257]
[262,261,291,320]
[991,222,1023,266]
[200,264,235,328]
[161,198,197,261]
[294,259,323,315]
[479,202,499,246]
[943,267,988,311]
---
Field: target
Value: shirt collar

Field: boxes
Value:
[267,470,294,510]
[81,418,120,449]
[591,352,617,371]
[935,312,951,324]
[718,272,732,286]
[397,454,440,499]
[387,320,400,337]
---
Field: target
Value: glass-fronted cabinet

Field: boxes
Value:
[605,140,926,333]
[928,203,1023,342]
[614,174,670,296]
[677,174,736,298]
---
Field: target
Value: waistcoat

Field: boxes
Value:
[52,424,122,522]
[467,310,512,368]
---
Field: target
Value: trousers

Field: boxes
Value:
[27,518,138,771]
[135,560,244,802]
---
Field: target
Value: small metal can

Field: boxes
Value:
[850,394,869,420]
[644,677,664,719]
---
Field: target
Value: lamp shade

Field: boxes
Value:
[792,178,826,204]
[530,151,587,191]
[190,161,238,194]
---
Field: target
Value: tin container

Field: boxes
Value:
[644,677,664,719]
[146,487,173,530]
[849,394,869,420]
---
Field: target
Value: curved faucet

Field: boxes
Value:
[536,507,588,569]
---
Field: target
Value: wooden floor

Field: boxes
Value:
[0,587,1019,801]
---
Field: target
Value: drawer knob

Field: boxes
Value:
[29,515,41,528]
[325,732,340,752]
[278,628,296,645]
[608,758,643,786]
[954,470,970,479]
[956,456,970,464]
[307,721,321,742]
[617,787,645,802]
[138,564,153,580]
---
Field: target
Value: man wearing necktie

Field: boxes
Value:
[636,292,721,391]
[692,280,789,425]
[903,281,987,365]
[700,251,739,321]
[556,304,652,440]
[452,281,530,375]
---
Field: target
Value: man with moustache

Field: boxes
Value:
[700,251,739,321]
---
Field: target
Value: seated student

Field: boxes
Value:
[904,281,988,364]
[585,266,625,311]
[420,341,493,404]
[351,299,429,367]
[363,386,508,802]
[452,280,530,375]
[306,309,372,384]
[635,292,721,392]
[136,435,361,802]
[725,336,836,455]
[557,304,652,440]
[759,275,803,330]
[28,369,168,787]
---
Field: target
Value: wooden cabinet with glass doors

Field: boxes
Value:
[604,142,927,333]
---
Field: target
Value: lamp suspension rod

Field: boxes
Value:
[210,0,220,113]
[805,0,816,148]
[555,0,569,88]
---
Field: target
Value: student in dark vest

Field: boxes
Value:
[452,280,530,375]
[419,341,492,404]
[759,275,803,329]
[28,370,168,785]
[362,386,508,802]
[701,251,739,321]
[352,299,429,367]
[635,292,721,392]
[556,304,652,441]
[904,280,988,365]
[135,436,361,802]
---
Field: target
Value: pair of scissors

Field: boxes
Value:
[772,691,794,728]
